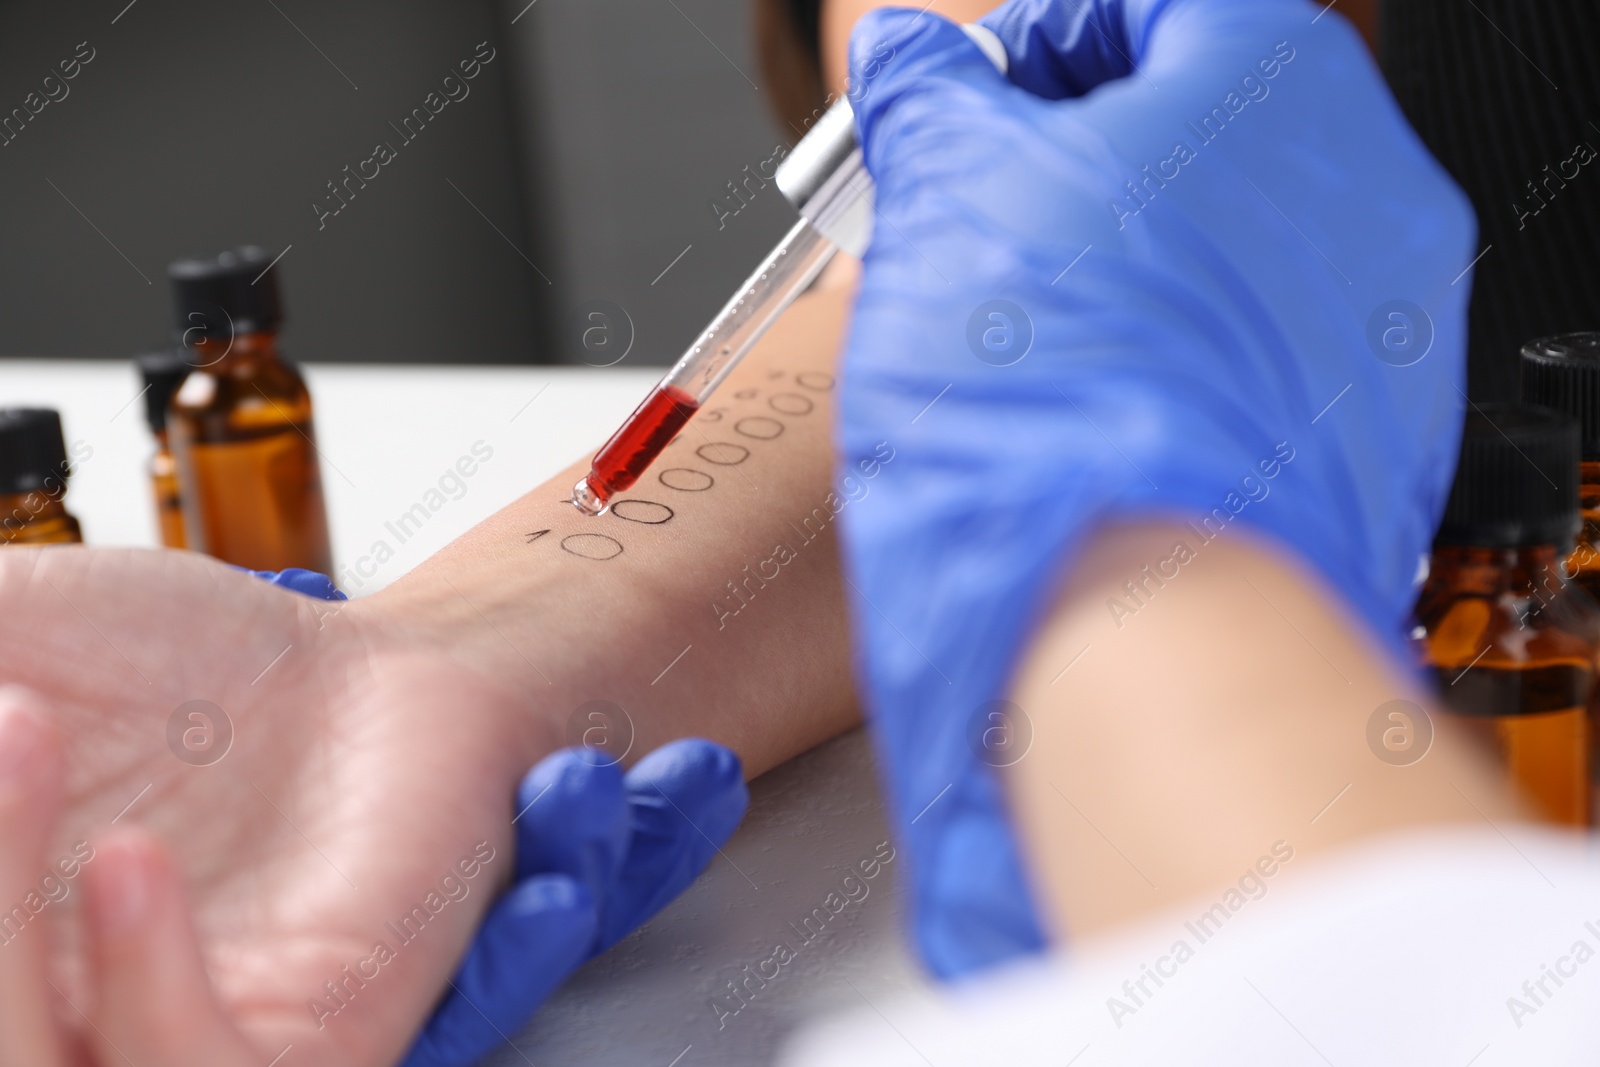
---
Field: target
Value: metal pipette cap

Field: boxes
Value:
[774,23,1008,257]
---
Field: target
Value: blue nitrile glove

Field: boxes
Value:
[243,567,346,601]
[398,740,748,1067]
[246,572,749,1065]
[839,1,1475,978]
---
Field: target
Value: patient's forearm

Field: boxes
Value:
[364,286,861,777]
[1003,522,1524,938]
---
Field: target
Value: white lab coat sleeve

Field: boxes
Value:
[779,825,1600,1066]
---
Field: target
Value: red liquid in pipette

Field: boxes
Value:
[584,384,700,504]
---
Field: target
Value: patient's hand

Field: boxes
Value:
[0,287,859,1062]
[0,546,547,1064]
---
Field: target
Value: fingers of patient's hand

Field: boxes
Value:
[0,688,70,1067]
[85,832,258,1067]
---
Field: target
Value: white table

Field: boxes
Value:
[0,360,923,1065]
[1,361,657,590]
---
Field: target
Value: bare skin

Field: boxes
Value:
[1003,523,1527,938]
[367,284,860,777]
[821,0,1001,94]
[0,287,859,1065]
[0,687,273,1066]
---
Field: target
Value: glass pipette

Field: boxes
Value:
[570,24,1007,516]
[569,216,840,515]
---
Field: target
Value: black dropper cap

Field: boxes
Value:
[1521,333,1600,461]
[0,409,71,496]
[1436,403,1580,549]
[135,350,191,433]
[167,246,284,345]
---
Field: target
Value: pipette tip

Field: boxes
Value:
[570,477,609,516]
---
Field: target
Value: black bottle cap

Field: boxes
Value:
[1436,403,1580,549]
[1521,333,1600,460]
[167,246,284,344]
[0,409,71,496]
[135,350,191,433]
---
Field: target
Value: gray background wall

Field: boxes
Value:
[0,0,795,366]
[506,0,799,367]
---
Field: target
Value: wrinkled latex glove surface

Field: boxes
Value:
[838,0,1475,977]
[398,741,747,1067]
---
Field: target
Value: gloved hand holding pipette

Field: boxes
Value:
[835,0,1475,976]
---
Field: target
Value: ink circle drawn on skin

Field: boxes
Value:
[734,387,759,400]
[166,700,234,767]
[769,393,814,416]
[735,416,785,440]
[561,532,624,560]
[796,371,835,391]
[697,442,750,465]
[611,499,675,524]
[965,699,1032,767]
[1365,699,1433,766]
[966,299,1033,366]
[565,699,635,767]
[1365,299,1434,368]
[660,467,715,492]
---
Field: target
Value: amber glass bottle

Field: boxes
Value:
[136,350,191,549]
[1521,333,1600,822]
[1418,404,1596,826]
[165,247,332,574]
[0,409,83,546]
[1522,334,1600,600]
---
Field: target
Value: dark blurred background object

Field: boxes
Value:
[1381,0,1600,401]
[0,0,793,365]
[0,408,83,544]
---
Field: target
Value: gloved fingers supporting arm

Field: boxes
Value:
[241,567,346,601]
[515,739,747,951]
[395,876,597,1067]
[397,751,633,1067]
[598,739,748,952]
[512,749,630,888]
[399,740,747,1067]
